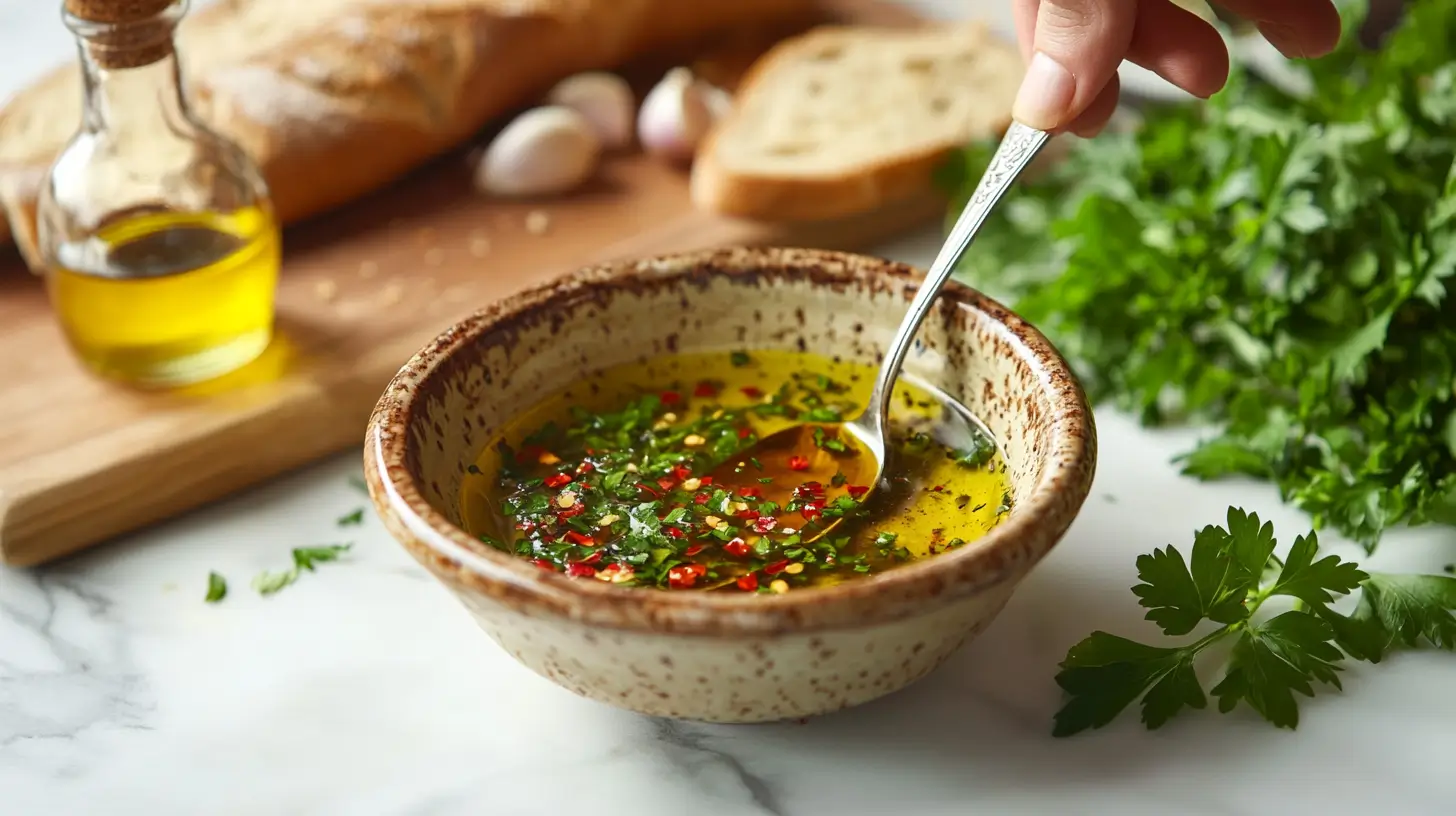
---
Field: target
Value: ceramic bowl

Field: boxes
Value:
[364,247,1096,723]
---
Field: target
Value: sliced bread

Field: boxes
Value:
[690,22,1024,222]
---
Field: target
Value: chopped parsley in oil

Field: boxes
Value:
[462,351,1015,592]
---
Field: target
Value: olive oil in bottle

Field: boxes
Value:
[48,207,280,386]
[36,0,281,387]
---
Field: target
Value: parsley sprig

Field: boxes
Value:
[1054,507,1456,737]
[942,0,1456,550]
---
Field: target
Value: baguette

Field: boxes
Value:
[690,22,1025,223]
[0,0,819,265]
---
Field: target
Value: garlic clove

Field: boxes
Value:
[637,67,729,166]
[545,71,636,151]
[475,106,601,197]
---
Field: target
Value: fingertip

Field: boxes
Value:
[1068,77,1119,138]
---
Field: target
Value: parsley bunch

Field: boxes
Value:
[942,0,1456,550]
[1055,507,1456,736]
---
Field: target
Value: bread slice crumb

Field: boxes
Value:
[691,22,1024,222]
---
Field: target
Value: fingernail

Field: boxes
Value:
[1013,51,1077,131]
[1261,23,1306,59]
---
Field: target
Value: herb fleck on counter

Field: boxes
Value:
[204,571,227,603]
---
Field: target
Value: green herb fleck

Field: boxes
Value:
[253,544,354,597]
[337,508,365,526]
[204,571,227,603]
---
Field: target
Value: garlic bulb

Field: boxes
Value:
[545,71,636,150]
[475,106,601,197]
[637,67,729,165]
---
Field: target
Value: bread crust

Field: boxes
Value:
[0,0,818,257]
[690,22,1022,223]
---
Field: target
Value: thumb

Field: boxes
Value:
[1012,0,1137,132]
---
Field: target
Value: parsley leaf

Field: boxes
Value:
[1211,611,1345,729]
[1053,507,1454,737]
[204,571,227,603]
[253,569,299,596]
[293,544,352,571]
[253,544,353,596]
[1053,633,1207,736]
[1265,532,1367,606]
[1358,573,1456,650]
[337,508,365,526]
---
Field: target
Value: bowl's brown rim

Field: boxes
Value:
[366,246,1097,637]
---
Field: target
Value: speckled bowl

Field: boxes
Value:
[364,247,1096,723]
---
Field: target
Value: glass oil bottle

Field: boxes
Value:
[35,0,280,388]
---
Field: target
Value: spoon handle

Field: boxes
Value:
[862,121,1051,437]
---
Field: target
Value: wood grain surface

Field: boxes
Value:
[0,0,954,567]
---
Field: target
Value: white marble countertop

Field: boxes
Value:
[4,2,1455,815]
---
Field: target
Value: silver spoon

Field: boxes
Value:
[709,121,1052,546]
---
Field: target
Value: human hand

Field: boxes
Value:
[1010,0,1344,136]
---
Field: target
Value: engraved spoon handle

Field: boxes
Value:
[858,121,1051,440]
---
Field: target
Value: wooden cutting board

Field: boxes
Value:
[0,0,955,567]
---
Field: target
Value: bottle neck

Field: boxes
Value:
[67,5,192,136]
[79,46,192,134]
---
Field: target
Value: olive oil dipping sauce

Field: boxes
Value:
[461,350,1013,593]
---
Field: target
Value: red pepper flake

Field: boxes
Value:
[660,390,683,406]
[566,563,598,578]
[657,477,677,492]
[664,527,686,540]
[736,572,759,591]
[741,386,763,399]
[739,509,761,521]
[753,515,778,534]
[800,503,823,522]
[637,482,662,498]
[668,563,707,589]
[531,558,555,571]
[693,381,718,397]
[693,493,710,505]
[684,543,705,556]
[574,551,602,566]
[737,427,753,439]
[764,559,791,576]
[516,520,537,533]
[544,473,573,488]
[563,531,595,546]
[788,455,810,471]
[576,461,595,475]
[699,476,714,486]
[736,486,763,499]
[847,485,871,499]
[793,481,825,500]
[724,537,751,557]
[557,505,585,520]
[516,444,545,463]
[672,464,692,481]
[932,485,946,493]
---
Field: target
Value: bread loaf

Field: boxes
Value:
[0,0,819,264]
[690,22,1024,223]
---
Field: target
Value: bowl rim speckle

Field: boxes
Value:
[365,247,1096,636]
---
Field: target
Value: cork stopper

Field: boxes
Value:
[64,0,182,69]
[64,0,176,24]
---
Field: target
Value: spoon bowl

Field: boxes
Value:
[710,121,1050,534]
